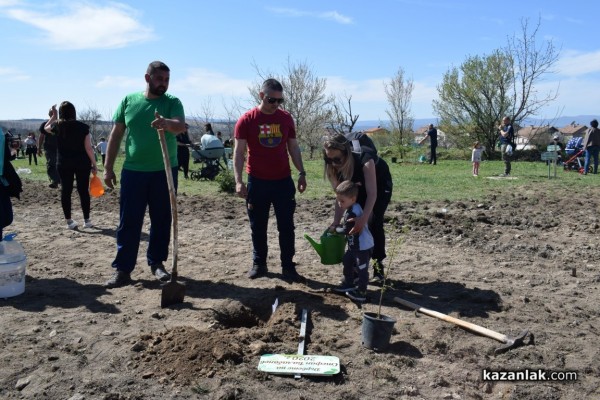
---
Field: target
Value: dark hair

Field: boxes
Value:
[205,123,212,131]
[58,101,77,121]
[591,119,598,128]
[262,78,283,94]
[335,180,359,199]
[147,61,170,75]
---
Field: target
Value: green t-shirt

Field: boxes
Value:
[113,92,185,172]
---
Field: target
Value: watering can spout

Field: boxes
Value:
[303,233,324,258]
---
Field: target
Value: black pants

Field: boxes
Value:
[177,147,190,178]
[26,147,37,165]
[45,148,60,184]
[58,164,91,220]
[429,144,437,165]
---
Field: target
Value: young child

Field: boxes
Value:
[333,180,374,303]
[472,141,484,176]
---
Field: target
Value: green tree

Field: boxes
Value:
[433,18,559,156]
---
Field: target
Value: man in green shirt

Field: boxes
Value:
[103,61,186,288]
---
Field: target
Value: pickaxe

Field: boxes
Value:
[394,297,533,354]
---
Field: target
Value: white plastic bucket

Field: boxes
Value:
[0,237,27,298]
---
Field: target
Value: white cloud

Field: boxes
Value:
[5,2,154,50]
[324,76,437,119]
[538,77,600,117]
[174,68,251,97]
[0,66,30,81]
[267,7,353,24]
[96,75,142,89]
[556,50,600,77]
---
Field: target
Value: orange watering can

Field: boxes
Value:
[304,230,346,265]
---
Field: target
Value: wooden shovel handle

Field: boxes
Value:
[393,297,507,343]
[157,128,178,278]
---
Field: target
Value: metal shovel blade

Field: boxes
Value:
[161,278,186,308]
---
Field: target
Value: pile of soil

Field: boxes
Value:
[0,179,598,399]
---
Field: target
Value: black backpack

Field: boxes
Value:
[344,131,377,154]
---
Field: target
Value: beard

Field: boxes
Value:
[148,81,167,96]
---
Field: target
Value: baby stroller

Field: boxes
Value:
[563,136,590,174]
[190,145,226,181]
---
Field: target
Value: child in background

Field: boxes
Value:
[333,180,374,303]
[472,141,484,177]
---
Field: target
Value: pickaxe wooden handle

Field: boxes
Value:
[394,297,532,354]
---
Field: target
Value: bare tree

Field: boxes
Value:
[251,58,333,159]
[327,92,359,134]
[79,107,103,146]
[384,67,414,159]
[222,97,246,139]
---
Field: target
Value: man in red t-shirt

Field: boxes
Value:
[234,78,307,282]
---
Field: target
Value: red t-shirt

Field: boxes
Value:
[234,107,296,180]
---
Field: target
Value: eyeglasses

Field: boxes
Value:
[266,96,285,105]
[323,156,343,165]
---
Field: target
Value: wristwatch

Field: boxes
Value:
[299,170,306,177]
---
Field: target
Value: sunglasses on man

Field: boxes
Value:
[266,96,285,105]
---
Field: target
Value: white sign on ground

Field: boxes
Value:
[258,354,340,376]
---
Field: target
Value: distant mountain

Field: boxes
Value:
[354,115,597,131]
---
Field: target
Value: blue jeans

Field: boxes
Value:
[246,175,296,269]
[584,146,599,174]
[111,168,178,273]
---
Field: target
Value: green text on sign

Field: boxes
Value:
[258,354,340,376]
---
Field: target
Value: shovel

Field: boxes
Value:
[156,125,185,308]
[394,297,532,354]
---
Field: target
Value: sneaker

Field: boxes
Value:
[369,273,385,285]
[150,263,171,282]
[337,275,359,286]
[66,220,78,230]
[346,289,368,303]
[333,280,357,293]
[104,270,133,288]
[282,267,305,283]
[247,263,267,279]
[84,219,93,228]
[49,182,59,189]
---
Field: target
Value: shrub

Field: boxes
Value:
[215,171,235,194]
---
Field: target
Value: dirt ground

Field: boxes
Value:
[0,179,599,399]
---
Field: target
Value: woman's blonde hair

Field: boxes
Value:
[323,134,354,188]
[473,141,480,148]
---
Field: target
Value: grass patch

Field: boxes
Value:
[12,154,592,203]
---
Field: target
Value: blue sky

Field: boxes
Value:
[1,0,599,122]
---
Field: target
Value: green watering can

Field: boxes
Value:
[304,230,346,265]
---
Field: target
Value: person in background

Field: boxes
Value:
[323,134,393,284]
[216,131,227,165]
[498,116,514,177]
[24,132,38,165]
[471,141,484,177]
[419,123,438,165]
[1,127,22,240]
[234,78,307,282]
[176,125,192,179]
[96,137,108,166]
[583,119,600,175]
[102,60,186,289]
[45,102,97,230]
[549,134,565,165]
[201,124,222,150]
[38,111,61,188]
[332,180,374,303]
